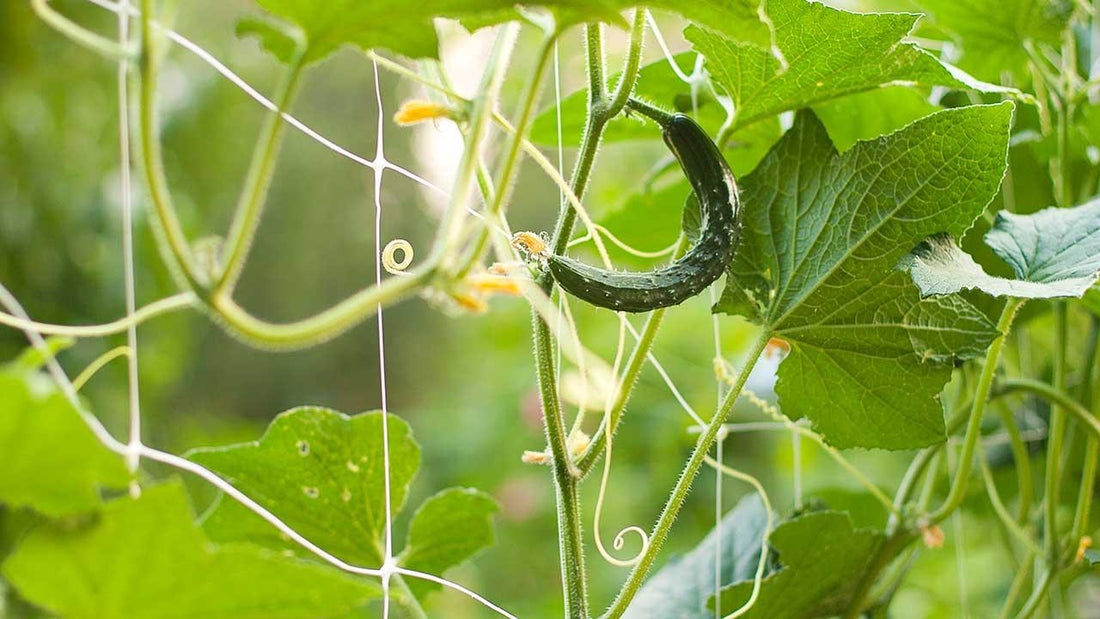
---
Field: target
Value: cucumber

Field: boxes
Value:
[547,113,741,312]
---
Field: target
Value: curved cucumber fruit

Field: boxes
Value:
[548,114,741,312]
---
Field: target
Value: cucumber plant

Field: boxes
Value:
[2,0,1100,618]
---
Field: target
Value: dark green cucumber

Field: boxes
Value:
[547,113,741,312]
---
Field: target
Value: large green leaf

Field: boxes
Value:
[902,200,1100,299]
[0,372,129,517]
[625,494,770,618]
[717,104,1011,449]
[1083,286,1100,317]
[2,482,377,618]
[189,407,498,599]
[711,511,884,618]
[399,487,499,598]
[248,1,772,64]
[688,0,1016,132]
[189,407,420,567]
[915,0,1072,82]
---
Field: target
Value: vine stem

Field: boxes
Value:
[457,32,558,277]
[534,308,588,618]
[994,378,1100,443]
[602,331,771,619]
[927,298,1026,525]
[846,299,1026,619]
[1072,317,1100,542]
[1045,304,1068,565]
[215,52,307,293]
[529,13,646,618]
[138,0,203,290]
[31,0,132,60]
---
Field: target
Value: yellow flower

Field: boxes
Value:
[393,100,452,126]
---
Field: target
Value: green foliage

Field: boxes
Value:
[625,495,769,618]
[914,0,1073,81]
[400,487,499,597]
[1,482,378,618]
[687,0,1015,132]
[717,105,1009,449]
[246,0,774,64]
[189,407,497,597]
[903,200,1100,299]
[712,511,884,618]
[0,370,128,518]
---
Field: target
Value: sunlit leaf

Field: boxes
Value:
[688,0,1019,132]
[248,0,773,64]
[1,482,378,618]
[710,511,884,618]
[189,407,420,567]
[902,200,1100,299]
[717,105,1011,449]
[399,487,499,598]
[0,372,128,517]
[914,0,1072,81]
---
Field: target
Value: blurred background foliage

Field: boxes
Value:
[1,0,1098,617]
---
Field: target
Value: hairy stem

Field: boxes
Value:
[928,298,1026,525]
[138,0,203,289]
[457,32,557,277]
[602,331,771,619]
[534,308,588,617]
[575,307,668,477]
[530,16,647,616]
[215,53,307,293]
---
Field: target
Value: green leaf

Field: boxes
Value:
[625,494,770,618]
[189,407,419,567]
[236,15,305,64]
[1082,286,1100,317]
[251,1,771,64]
[915,0,1072,82]
[400,488,499,598]
[902,198,1100,299]
[2,482,378,618]
[688,0,1018,132]
[1085,548,1100,567]
[717,104,1011,449]
[710,511,884,618]
[0,373,129,517]
[812,87,940,153]
[8,337,74,374]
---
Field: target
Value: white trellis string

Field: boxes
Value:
[368,58,398,619]
[13,5,525,616]
[82,0,447,197]
[114,0,142,495]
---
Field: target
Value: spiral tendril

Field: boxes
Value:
[382,239,414,275]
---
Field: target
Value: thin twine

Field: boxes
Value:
[369,58,397,618]
[16,4,522,614]
[115,0,143,495]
